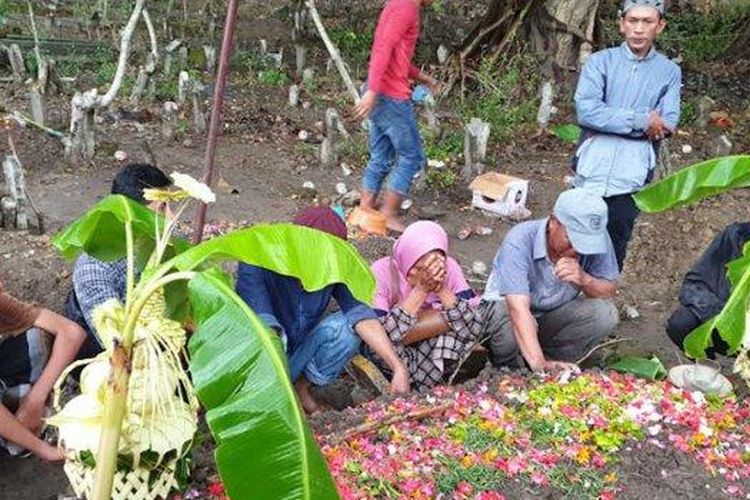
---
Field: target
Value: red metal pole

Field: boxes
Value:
[193,0,240,244]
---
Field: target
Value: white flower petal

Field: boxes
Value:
[170,172,216,203]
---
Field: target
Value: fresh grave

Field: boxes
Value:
[314,370,750,499]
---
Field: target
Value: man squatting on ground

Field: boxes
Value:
[667,223,750,358]
[480,190,620,372]
[573,0,681,271]
[66,164,173,358]
[236,206,409,413]
[0,283,86,461]
[354,0,439,232]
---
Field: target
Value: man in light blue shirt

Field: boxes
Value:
[574,0,681,271]
[481,190,620,372]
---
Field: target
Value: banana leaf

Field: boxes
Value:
[52,194,189,263]
[609,356,667,380]
[52,194,192,318]
[168,224,375,303]
[551,124,582,144]
[684,241,750,358]
[633,155,750,213]
[188,272,339,500]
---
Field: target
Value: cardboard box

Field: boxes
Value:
[469,172,529,217]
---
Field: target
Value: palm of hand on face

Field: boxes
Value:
[408,251,447,293]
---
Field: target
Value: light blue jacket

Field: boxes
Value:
[573,42,682,197]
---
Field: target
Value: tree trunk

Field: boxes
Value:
[460,0,599,69]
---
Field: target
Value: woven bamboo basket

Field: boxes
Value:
[63,458,179,500]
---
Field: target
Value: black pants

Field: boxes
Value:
[604,193,640,272]
[666,306,729,358]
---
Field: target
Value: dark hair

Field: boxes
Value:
[111,163,171,204]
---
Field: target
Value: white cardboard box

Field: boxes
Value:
[469,172,529,217]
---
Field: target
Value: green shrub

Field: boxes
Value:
[458,53,541,143]
[680,98,697,127]
[424,132,464,162]
[425,167,458,190]
[329,29,373,69]
[258,69,290,86]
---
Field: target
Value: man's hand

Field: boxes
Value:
[353,90,377,120]
[16,394,45,434]
[426,77,442,97]
[390,364,410,394]
[531,360,581,374]
[554,257,586,287]
[645,110,670,141]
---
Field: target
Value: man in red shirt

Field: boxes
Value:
[354,0,438,232]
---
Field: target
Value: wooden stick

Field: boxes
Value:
[305,0,360,104]
[448,336,488,386]
[325,401,453,445]
[575,337,634,366]
[25,0,42,71]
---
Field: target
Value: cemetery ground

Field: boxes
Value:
[0,1,749,498]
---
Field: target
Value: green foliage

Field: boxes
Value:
[458,54,541,143]
[551,124,582,144]
[634,155,750,213]
[423,132,464,162]
[56,47,116,79]
[175,120,190,136]
[229,49,260,74]
[231,49,290,86]
[659,6,750,66]
[684,242,750,358]
[608,356,667,380]
[633,155,750,358]
[187,272,338,500]
[155,79,179,101]
[680,98,697,127]
[548,466,607,500]
[167,224,375,303]
[425,168,458,191]
[435,457,506,494]
[329,28,373,69]
[258,69,290,86]
[52,195,378,498]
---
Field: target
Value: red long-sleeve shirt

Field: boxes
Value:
[367,0,421,100]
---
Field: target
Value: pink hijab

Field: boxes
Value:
[371,221,477,311]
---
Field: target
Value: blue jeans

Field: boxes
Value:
[287,312,361,386]
[362,95,426,196]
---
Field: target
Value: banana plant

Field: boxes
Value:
[51,174,372,499]
[633,155,750,368]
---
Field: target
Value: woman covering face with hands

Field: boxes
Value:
[366,221,484,390]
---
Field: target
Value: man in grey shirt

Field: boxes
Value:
[481,189,620,372]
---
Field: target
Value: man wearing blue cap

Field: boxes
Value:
[481,190,620,372]
[573,0,681,271]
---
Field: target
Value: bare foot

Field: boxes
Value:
[294,377,331,415]
[385,215,406,233]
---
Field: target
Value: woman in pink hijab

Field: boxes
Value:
[367,221,483,390]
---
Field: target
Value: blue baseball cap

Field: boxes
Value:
[553,189,609,255]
